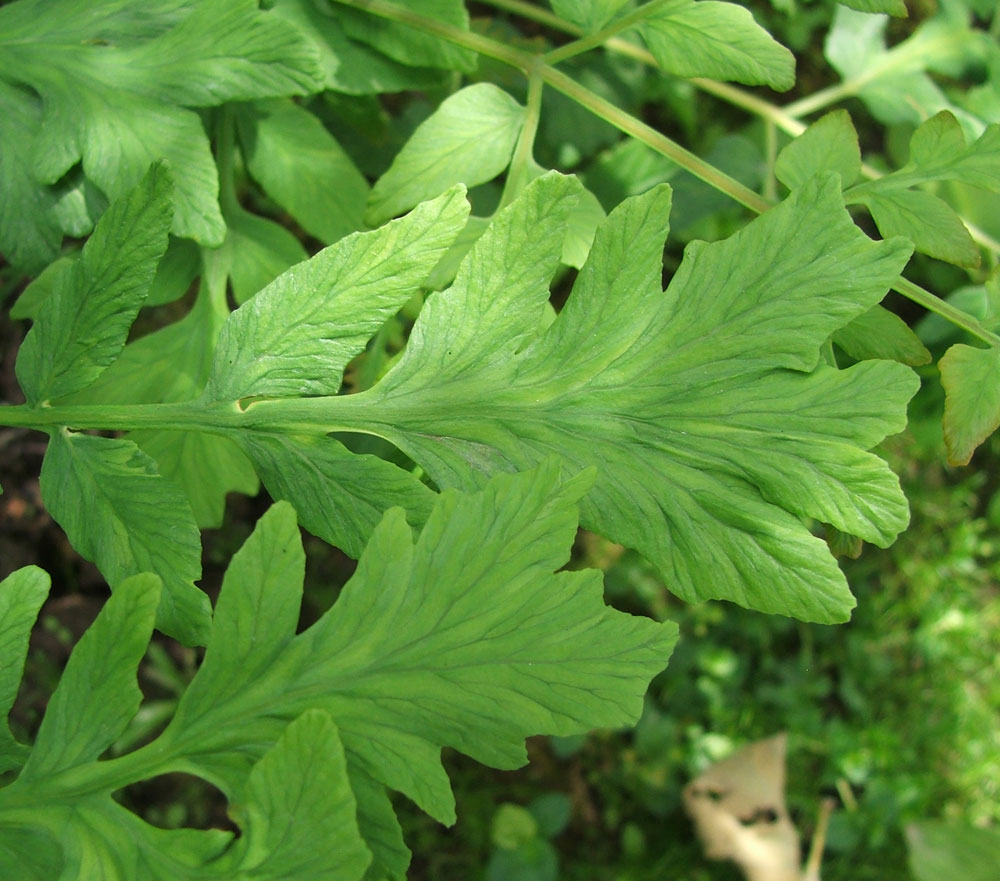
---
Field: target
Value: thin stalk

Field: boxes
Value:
[331,0,999,341]
[499,69,544,209]
[331,0,769,212]
[485,1,998,260]
[542,64,771,213]
[476,0,809,136]
[763,118,777,202]
[330,0,533,69]
[692,76,806,135]
[0,400,242,433]
[354,321,393,392]
[962,219,1000,259]
[784,28,968,120]
[0,396,383,439]
[835,778,858,812]
[894,277,1000,347]
[782,80,856,120]
[214,105,239,215]
[479,0,576,30]
[803,798,835,881]
[544,0,674,66]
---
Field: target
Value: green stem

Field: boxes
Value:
[781,81,855,120]
[763,118,777,203]
[544,0,674,66]
[477,0,809,136]
[783,29,968,120]
[541,64,771,213]
[331,0,768,212]
[355,322,393,392]
[894,277,1000,347]
[691,77,805,135]
[0,395,382,439]
[330,0,533,68]
[480,0,576,29]
[0,400,242,433]
[330,0,998,342]
[214,105,239,215]
[499,68,544,210]
[482,0,998,259]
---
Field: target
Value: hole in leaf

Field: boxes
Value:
[116,773,236,833]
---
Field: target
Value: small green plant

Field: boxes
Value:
[1,0,998,877]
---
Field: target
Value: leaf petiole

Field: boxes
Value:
[543,0,677,66]
[331,0,1000,348]
[498,67,544,210]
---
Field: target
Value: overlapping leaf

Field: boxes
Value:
[15,164,172,405]
[832,306,931,367]
[237,98,369,243]
[367,84,526,226]
[769,100,1000,442]
[11,168,208,642]
[775,110,861,191]
[332,0,476,73]
[634,0,795,90]
[0,0,323,268]
[39,433,208,645]
[844,112,1000,267]
[201,184,466,546]
[824,5,991,133]
[159,467,674,873]
[777,108,1000,268]
[42,184,467,561]
[323,172,916,622]
[207,187,469,401]
[0,469,674,880]
[270,0,451,94]
[551,0,631,31]
[0,571,369,881]
[0,567,49,774]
